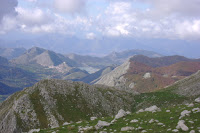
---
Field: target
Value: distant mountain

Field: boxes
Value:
[0,56,9,66]
[66,49,162,69]
[0,79,137,132]
[129,55,198,67]
[12,47,78,69]
[0,48,26,60]
[0,57,37,95]
[66,53,112,69]
[52,68,89,80]
[77,66,116,84]
[104,49,162,64]
[0,82,20,95]
[96,55,200,92]
[1,70,200,132]
[2,34,200,58]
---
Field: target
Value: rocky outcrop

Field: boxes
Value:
[0,79,137,133]
[170,70,200,96]
[95,60,130,87]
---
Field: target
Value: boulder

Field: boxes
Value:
[180,110,191,119]
[149,119,154,123]
[63,122,70,126]
[145,105,161,112]
[130,119,138,123]
[95,120,110,130]
[90,117,97,121]
[192,108,200,113]
[115,109,127,119]
[28,129,40,133]
[195,97,200,103]
[176,120,189,131]
[137,109,144,113]
[121,126,134,131]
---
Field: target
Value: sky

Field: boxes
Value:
[0,0,200,40]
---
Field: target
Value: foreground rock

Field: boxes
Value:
[144,105,161,112]
[121,127,134,131]
[195,97,200,103]
[176,120,189,131]
[95,121,110,130]
[115,109,128,119]
[0,79,136,133]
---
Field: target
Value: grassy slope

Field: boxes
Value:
[38,101,200,133]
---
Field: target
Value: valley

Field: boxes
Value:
[0,47,200,133]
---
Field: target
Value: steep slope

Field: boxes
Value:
[0,56,9,65]
[125,61,200,92]
[0,56,37,95]
[0,82,20,95]
[11,47,45,64]
[0,64,37,94]
[96,55,200,93]
[0,79,137,133]
[78,66,116,84]
[166,70,200,97]
[0,48,26,60]
[95,60,130,87]
[12,47,78,68]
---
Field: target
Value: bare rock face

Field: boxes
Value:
[144,105,161,112]
[143,72,151,79]
[0,79,137,133]
[95,60,130,87]
[95,120,110,130]
[176,120,189,131]
[173,70,200,97]
[115,109,127,119]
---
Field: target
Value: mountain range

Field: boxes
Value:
[1,35,200,58]
[96,55,200,93]
[1,46,200,96]
[0,47,163,95]
[0,48,26,60]
[0,69,199,132]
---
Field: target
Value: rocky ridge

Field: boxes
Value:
[96,55,200,93]
[0,79,137,133]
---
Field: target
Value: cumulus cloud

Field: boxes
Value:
[175,20,200,40]
[16,7,52,26]
[96,1,200,40]
[54,0,86,14]
[0,0,18,21]
[1,0,200,40]
[137,0,200,18]
[86,32,96,39]
[25,0,37,2]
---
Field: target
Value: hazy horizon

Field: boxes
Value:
[0,0,200,58]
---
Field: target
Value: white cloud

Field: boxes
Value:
[25,0,37,2]
[138,0,200,18]
[175,20,200,40]
[1,0,200,41]
[54,0,86,14]
[16,7,52,26]
[86,32,95,39]
[0,16,18,34]
[96,1,200,40]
